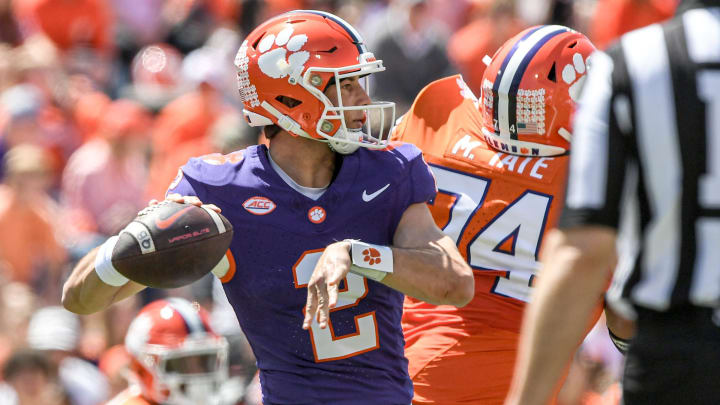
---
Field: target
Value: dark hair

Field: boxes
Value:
[3,349,53,380]
[263,124,283,140]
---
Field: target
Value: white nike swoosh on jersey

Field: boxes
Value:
[362,184,391,202]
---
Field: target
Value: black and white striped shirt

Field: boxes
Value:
[560,5,720,316]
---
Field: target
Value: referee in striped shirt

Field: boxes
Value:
[505,1,720,404]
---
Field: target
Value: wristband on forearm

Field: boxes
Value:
[93,236,129,287]
[347,240,393,282]
[608,328,631,355]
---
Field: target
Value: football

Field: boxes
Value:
[111,201,233,288]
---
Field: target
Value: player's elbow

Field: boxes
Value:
[61,283,95,315]
[61,287,83,314]
[432,260,474,307]
[444,270,475,307]
[61,287,82,314]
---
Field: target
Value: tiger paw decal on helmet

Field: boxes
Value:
[257,26,309,81]
[562,53,588,102]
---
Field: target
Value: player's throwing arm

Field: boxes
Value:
[62,194,225,314]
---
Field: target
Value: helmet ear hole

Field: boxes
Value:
[251,34,264,50]
[275,96,302,108]
[547,62,557,83]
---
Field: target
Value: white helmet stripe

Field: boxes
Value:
[497,25,568,139]
[167,298,206,335]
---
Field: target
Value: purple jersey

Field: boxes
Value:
[167,143,436,404]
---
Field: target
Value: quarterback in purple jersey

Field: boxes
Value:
[167,141,437,403]
[62,10,473,405]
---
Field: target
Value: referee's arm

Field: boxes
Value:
[506,227,617,405]
[505,51,627,405]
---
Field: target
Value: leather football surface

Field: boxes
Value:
[112,201,233,288]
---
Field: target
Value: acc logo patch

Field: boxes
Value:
[243,196,276,215]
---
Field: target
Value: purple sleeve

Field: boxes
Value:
[165,165,202,199]
[405,146,437,206]
[386,143,438,239]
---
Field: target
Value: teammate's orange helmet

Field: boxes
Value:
[124,298,228,405]
[235,10,395,154]
[480,25,596,156]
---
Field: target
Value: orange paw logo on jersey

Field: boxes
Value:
[307,206,326,224]
[362,248,382,265]
[243,196,276,215]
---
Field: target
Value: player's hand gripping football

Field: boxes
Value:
[302,240,353,330]
[151,193,222,213]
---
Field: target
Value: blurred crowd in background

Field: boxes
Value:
[0,0,678,404]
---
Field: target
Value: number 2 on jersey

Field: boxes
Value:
[293,250,379,362]
[429,164,553,302]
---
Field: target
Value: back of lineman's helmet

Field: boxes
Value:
[480,25,596,156]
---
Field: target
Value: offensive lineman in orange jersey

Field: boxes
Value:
[394,26,606,404]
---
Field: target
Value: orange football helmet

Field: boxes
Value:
[124,298,228,405]
[235,10,395,154]
[480,25,596,156]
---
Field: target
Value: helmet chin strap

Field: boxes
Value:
[263,100,363,154]
[558,127,572,142]
[328,128,362,154]
[261,101,312,139]
[261,101,381,155]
